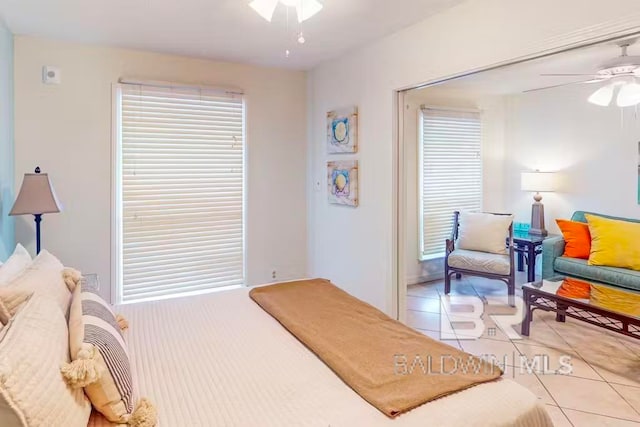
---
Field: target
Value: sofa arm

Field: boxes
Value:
[542,236,565,280]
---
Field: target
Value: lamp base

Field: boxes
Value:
[529,201,548,236]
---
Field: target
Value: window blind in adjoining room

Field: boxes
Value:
[118,83,244,302]
[419,107,482,260]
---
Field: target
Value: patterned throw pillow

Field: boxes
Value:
[61,282,156,427]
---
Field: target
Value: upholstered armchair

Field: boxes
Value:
[444,211,515,297]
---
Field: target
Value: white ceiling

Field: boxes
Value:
[0,0,465,70]
[418,39,640,96]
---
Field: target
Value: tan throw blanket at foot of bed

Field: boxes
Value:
[249,279,503,418]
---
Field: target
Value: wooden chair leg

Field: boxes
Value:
[508,277,515,307]
[444,271,451,295]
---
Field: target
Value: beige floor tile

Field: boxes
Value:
[538,375,640,421]
[563,408,640,426]
[572,341,640,388]
[406,310,446,332]
[459,338,522,368]
[514,342,602,380]
[543,405,572,427]
[407,284,442,298]
[616,335,640,357]
[611,383,640,414]
[406,295,443,314]
[516,320,573,350]
[501,366,556,405]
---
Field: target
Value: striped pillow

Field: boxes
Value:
[62,283,156,426]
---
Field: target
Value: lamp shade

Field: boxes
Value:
[9,172,62,216]
[521,171,557,193]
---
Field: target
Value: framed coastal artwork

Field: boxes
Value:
[327,107,358,154]
[328,160,358,207]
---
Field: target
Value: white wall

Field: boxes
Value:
[14,36,308,302]
[503,84,640,232]
[0,20,13,260]
[308,0,640,314]
[403,88,507,285]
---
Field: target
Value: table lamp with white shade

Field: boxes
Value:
[9,167,62,254]
[521,170,557,236]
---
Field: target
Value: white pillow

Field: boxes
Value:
[0,295,91,426]
[457,212,513,255]
[0,244,31,285]
[2,250,72,317]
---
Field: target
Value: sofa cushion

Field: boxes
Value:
[448,249,510,275]
[571,211,640,224]
[554,256,640,292]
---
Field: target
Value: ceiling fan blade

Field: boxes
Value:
[539,73,600,76]
[523,79,602,93]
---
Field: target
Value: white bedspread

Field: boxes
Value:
[98,287,551,427]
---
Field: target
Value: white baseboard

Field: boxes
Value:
[406,272,444,286]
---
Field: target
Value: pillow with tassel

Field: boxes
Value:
[61,272,156,427]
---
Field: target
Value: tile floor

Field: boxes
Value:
[406,273,640,426]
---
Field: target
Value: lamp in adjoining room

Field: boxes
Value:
[521,170,557,236]
[9,167,62,254]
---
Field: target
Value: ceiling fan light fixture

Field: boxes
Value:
[295,0,323,22]
[616,82,640,107]
[250,0,323,23]
[250,0,279,22]
[588,83,615,106]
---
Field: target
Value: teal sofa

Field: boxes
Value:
[542,211,640,292]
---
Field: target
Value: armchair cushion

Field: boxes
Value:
[447,249,510,275]
[457,212,513,255]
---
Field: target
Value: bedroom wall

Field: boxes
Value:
[503,83,640,233]
[0,21,14,261]
[307,0,640,314]
[403,87,507,285]
[14,36,308,302]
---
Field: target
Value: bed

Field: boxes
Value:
[88,286,551,427]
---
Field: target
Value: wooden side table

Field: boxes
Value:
[512,232,559,283]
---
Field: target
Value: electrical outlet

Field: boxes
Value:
[271,270,277,280]
[314,179,321,192]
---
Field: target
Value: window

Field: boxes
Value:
[114,83,245,303]
[419,107,481,260]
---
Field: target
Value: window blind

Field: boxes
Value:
[118,84,244,302]
[419,107,482,260]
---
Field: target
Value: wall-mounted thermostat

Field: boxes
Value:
[42,66,61,84]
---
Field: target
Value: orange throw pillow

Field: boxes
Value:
[556,219,591,259]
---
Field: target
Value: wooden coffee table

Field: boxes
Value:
[521,279,640,339]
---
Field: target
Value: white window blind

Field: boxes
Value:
[419,107,481,260]
[117,84,244,303]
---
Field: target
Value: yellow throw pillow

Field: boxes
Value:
[585,214,640,271]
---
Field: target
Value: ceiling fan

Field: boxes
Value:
[526,42,640,107]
